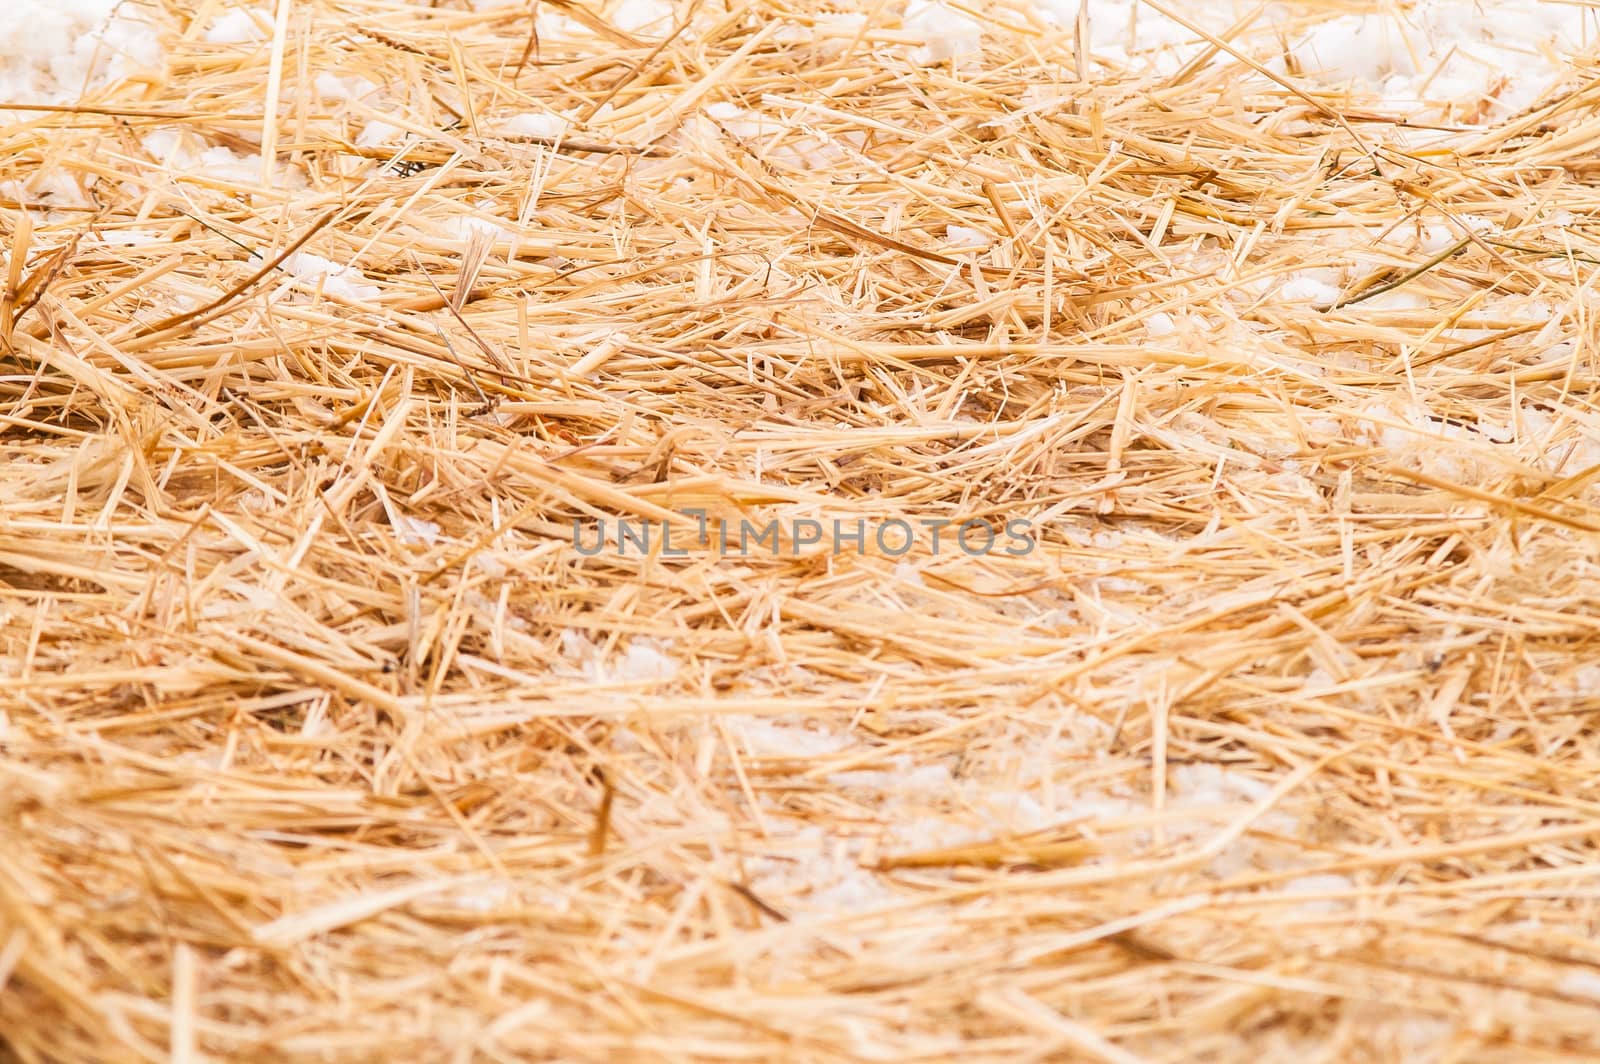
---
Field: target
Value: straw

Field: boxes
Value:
[4,0,1600,1060]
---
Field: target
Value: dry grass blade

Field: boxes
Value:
[4,1,1600,1061]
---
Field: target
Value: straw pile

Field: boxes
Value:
[5,0,1600,1059]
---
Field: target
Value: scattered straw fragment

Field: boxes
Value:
[4,0,1600,1061]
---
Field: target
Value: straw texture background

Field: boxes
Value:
[4,1,1600,1060]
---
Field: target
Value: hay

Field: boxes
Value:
[4,0,1600,1059]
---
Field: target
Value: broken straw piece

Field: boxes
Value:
[569,333,627,378]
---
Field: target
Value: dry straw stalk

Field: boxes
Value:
[4,0,1600,1060]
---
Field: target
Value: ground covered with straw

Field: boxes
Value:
[5,1,1600,1060]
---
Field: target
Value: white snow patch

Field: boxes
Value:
[1170,762,1275,806]
[0,171,93,208]
[96,229,159,247]
[1418,222,1462,255]
[444,214,516,245]
[502,112,572,139]
[946,223,992,248]
[1278,270,1344,306]
[313,72,380,105]
[1572,665,1600,695]
[1,0,164,104]
[1358,398,1506,481]
[1020,1,1587,122]
[1559,970,1600,1001]
[355,120,405,148]
[612,0,674,35]
[904,0,985,62]
[1289,13,1417,84]
[197,145,266,184]
[1281,873,1357,914]
[268,251,381,302]
[1362,289,1430,312]
[140,129,308,189]
[392,516,441,548]
[830,759,953,794]
[204,9,268,45]
[1034,0,1250,75]
[616,639,678,682]
[775,12,869,50]
[746,826,902,915]
[1276,1,1594,124]
[733,718,853,758]
[559,630,679,684]
[891,560,925,588]
[443,881,514,913]
[701,101,772,139]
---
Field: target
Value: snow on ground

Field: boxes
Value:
[6,0,1559,122]
[982,1,1591,124]
[1276,0,1595,120]
[268,251,382,302]
[634,0,1600,919]
[7,0,1595,939]
[2,1,164,104]
[501,111,575,139]
[203,8,270,45]
[692,707,1338,918]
